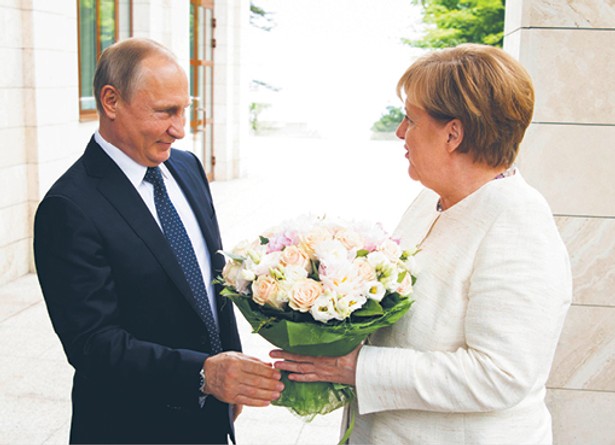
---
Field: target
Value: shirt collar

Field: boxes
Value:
[94,131,171,186]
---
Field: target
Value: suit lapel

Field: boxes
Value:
[165,156,222,259]
[165,154,233,334]
[83,140,200,316]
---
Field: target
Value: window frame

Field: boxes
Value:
[77,0,133,121]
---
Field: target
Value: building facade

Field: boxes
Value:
[505,1,615,442]
[0,0,249,287]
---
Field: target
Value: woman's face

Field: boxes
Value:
[395,101,451,187]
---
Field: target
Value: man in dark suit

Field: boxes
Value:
[34,37,283,444]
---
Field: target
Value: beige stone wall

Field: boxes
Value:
[505,1,615,443]
[0,1,85,286]
[0,1,248,285]
[0,2,29,286]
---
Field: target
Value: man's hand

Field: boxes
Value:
[203,352,284,407]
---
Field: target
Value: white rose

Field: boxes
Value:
[283,265,309,283]
[252,251,282,276]
[221,261,251,294]
[315,239,349,265]
[288,278,323,312]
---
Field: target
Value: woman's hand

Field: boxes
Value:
[269,344,362,386]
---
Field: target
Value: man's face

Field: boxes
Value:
[113,56,190,167]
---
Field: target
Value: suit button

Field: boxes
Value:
[199,335,208,345]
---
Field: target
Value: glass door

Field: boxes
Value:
[190,0,216,180]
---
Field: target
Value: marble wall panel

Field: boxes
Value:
[555,216,615,307]
[30,0,77,17]
[0,5,23,48]
[30,9,77,52]
[0,88,26,128]
[517,29,615,125]
[0,239,30,287]
[0,47,23,88]
[517,123,615,217]
[32,87,80,127]
[0,127,26,168]
[0,203,29,248]
[32,123,84,163]
[546,389,615,445]
[506,0,615,33]
[30,49,78,89]
[0,164,27,209]
[548,305,615,391]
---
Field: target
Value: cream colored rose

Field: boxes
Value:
[288,278,323,312]
[379,238,402,262]
[353,257,377,282]
[252,275,285,310]
[299,226,333,258]
[395,270,414,297]
[334,227,363,251]
[280,245,310,271]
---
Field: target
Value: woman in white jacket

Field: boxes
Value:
[271,43,572,445]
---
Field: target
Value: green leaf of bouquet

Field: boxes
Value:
[220,287,242,298]
[259,235,269,245]
[228,291,413,357]
[355,249,369,257]
[273,372,355,418]
[220,250,245,262]
[352,298,384,317]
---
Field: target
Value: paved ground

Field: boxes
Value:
[0,135,421,444]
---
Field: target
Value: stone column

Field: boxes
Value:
[213,0,250,180]
[504,1,615,442]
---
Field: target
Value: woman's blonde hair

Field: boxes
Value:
[93,37,177,114]
[397,43,534,168]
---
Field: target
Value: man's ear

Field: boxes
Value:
[446,118,464,153]
[100,85,120,120]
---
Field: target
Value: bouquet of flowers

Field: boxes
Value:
[218,215,416,420]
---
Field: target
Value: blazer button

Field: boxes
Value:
[199,335,208,345]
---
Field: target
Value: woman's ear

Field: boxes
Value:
[446,119,464,152]
[99,85,120,120]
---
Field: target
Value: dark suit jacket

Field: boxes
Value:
[34,137,241,444]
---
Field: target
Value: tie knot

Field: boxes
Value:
[144,166,164,187]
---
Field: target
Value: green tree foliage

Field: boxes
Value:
[371,106,405,133]
[250,2,276,31]
[372,0,505,132]
[405,0,506,48]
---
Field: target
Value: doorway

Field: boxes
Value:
[189,0,216,180]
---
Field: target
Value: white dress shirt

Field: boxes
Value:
[95,131,218,325]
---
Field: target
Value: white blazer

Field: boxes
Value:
[352,171,572,445]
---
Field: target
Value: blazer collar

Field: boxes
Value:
[82,138,207,318]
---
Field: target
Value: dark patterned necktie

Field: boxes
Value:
[144,166,223,354]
